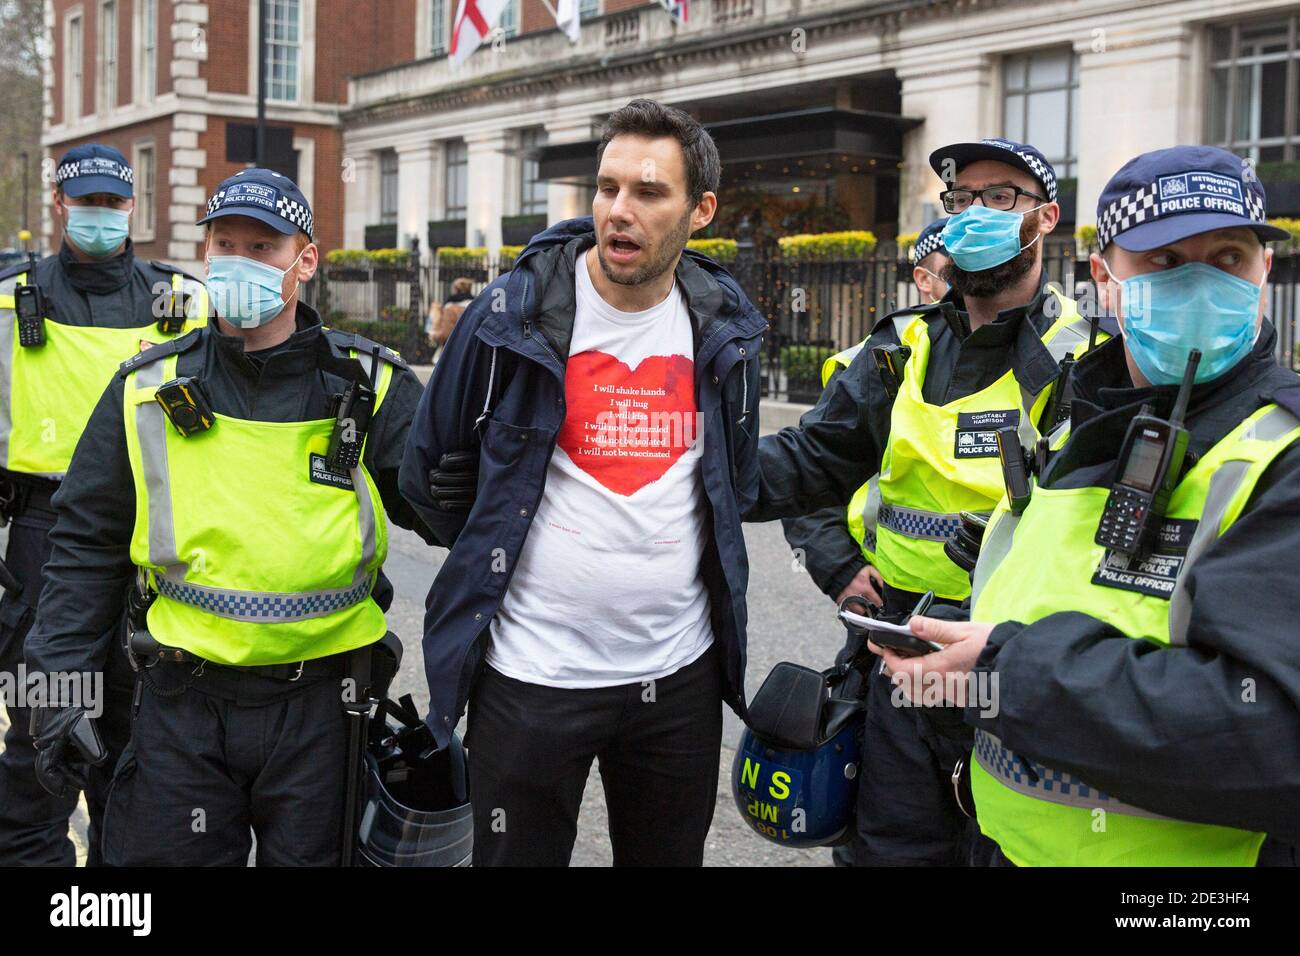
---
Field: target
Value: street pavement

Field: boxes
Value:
[1,401,850,867]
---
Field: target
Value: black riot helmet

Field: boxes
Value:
[358,694,473,867]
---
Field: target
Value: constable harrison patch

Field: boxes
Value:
[953,409,1019,458]
[309,453,354,490]
[1091,517,1199,598]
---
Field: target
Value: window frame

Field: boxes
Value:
[1002,46,1079,179]
[379,149,400,225]
[518,127,548,216]
[97,0,118,113]
[137,0,157,103]
[65,8,84,122]
[1207,16,1300,163]
[265,0,303,104]
[444,139,468,219]
[132,141,156,242]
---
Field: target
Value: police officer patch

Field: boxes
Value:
[1091,518,1199,598]
[954,409,1019,458]
[309,453,354,490]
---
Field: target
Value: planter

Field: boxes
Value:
[1261,179,1300,218]
[501,214,547,246]
[364,224,397,250]
[428,219,468,250]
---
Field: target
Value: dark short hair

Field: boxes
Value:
[596,99,721,205]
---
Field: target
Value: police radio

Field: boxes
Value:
[13,282,46,347]
[155,377,215,437]
[871,343,910,400]
[1095,350,1199,558]
[326,347,379,472]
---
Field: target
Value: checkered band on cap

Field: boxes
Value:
[1096,175,1270,249]
[56,159,134,185]
[979,139,1057,202]
[275,195,314,238]
[1097,181,1159,248]
[911,229,945,265]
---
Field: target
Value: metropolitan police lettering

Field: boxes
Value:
[1090,517,1198,598]
[1156,172,1246,217]
[222,182,278,211]
[953,409,1019,458]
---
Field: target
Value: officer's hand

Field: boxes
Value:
[30,707,107,798]
[835,564,884,608]
[871,617,995,706]
[428,449,479,513]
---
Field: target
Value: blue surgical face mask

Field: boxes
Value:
[1104,259,1265,386]
[941,204,1044,273]
[206,250,305,328]
[65,205,130,257]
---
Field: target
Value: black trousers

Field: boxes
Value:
[101,659,348,866]
[0,511,133,867]
[467,644,723,867]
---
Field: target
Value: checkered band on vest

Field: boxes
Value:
[56,160,134,185]
[976,730,1112,800]
[156,576,372,622]
[878,503,962,543]
[911,230,945,265]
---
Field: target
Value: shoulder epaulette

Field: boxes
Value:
[322,327,410,371]
[1270,382,1300,421]
[0,262,29,283]
[118,327,203,374]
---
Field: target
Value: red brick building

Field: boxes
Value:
[42,0,420,269]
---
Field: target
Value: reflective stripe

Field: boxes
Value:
[1167,405,1300,646]
[1016,313,1092,451]
[974,729,1172,819]
[878,501,963,543]
[0,272,17,469]
[970,508,1021,607]
[860,474,881,546]
[155,575,375,623]
[134,358,180,570]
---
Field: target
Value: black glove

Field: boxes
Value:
[30,707,107,798]
[428,449,479,513]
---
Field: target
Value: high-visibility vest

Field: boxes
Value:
[0,271,208,478]
[873,290,1099,599]
[968,401,1300,866]
[819,314,922,563]
[122,345,395,666]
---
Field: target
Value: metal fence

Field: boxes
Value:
[307,243,1300,391]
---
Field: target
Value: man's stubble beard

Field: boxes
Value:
[597,205,695,287]
[943,210,1043,300]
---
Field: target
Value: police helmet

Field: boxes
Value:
[732,659,863,849]
[358,695,473,867]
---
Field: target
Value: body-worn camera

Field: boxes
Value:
[14,283,46,347]
[156,290,189,336]
[871,343,911,400]
[155,377,215,437]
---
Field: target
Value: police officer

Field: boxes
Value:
[0,143,206,866]
[749,139,1106,865]
[882,145,1300,866]
[23,169,432,865]
[780,217,950,866]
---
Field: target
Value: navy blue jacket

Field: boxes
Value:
[399,217,766,747]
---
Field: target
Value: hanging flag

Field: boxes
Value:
[449,0,511,69]
[655,0,689,24]
[553,0,582,43]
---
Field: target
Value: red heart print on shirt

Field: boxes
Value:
[558,350,698,496]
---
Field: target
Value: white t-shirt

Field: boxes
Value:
[486,251,713,688]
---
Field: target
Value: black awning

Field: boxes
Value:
[536,107,922,184]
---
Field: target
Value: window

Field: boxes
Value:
[1208,17,1300,162]
[519,128,548,215]
[499,0,519,39]
[430,0,447,55]
[1003,48,1078,178]
[97,1,117,112]
[133,144,156,240]
[379,149,399,225]
[580,0,599,18]
[265,0,302,103]
[139,0,157,101]
[65,12,83,121]
[445,140,468,218]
